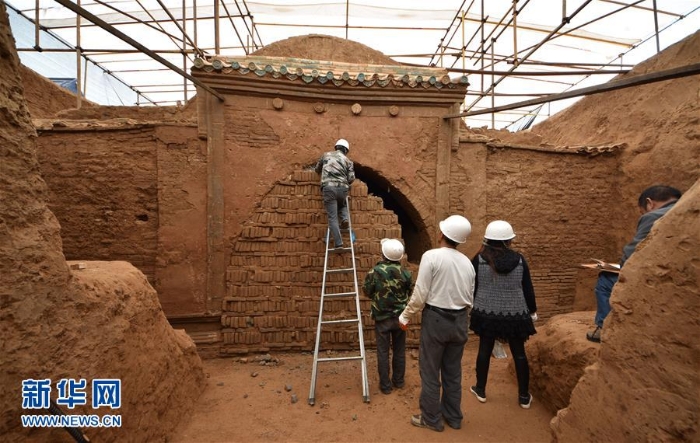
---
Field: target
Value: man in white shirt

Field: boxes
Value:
[399,215,475,432]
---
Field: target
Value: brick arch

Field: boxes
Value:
[353,163,431,263]
[221,170,422,354]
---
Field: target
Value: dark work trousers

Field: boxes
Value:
[418,308,469,429]
[374,317,406,392]
[475,335,529,397]
[321,185,349,248]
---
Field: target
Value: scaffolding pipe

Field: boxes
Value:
[255,22,445,31]
[345,0,349,39]
[76,0,82,109]
[652,0,660,53]
[444,62,700,119]
[428,0,467,66]
[465,0,593,111]
[233,0,258,50]
[512,0,518,65]
[461,9,465,70]
[219,0,248,55]
[513,0,644,59]
[89,0,193,49]
[599,0,681,17]
[155,0,200,54]
[242,0,264,47]
[16,48,204,54]
[193,0,198,49]
[214,0,220,53]
[34,0,40,49]
[490,40,495,128]
[182,0,187,102]
[52,0,224,101]
[472,1,516,66]
[480,0,484,93]
[445,67,628,76]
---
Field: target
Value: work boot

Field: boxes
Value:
[586,326,601,343]
[340,220,350,230]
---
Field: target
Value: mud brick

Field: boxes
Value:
[260,196,279,208]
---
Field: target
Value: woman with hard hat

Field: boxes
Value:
[468,220,538,409]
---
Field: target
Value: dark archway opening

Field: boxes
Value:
[354,164,431,263]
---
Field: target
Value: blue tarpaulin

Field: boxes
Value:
[50,78,79,95]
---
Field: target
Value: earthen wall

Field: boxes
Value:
[36,124,209,316]
[37,128,160,281]
[476,146,622,317]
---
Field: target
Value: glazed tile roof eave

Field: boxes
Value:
[192,56,469,90]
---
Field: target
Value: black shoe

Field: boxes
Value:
[410,414,444,432]
[470,385,486,403]
[586,326,601,343]
[340,220,350,230]
[392,380,405,389]
[381,387,393,395]
[519,393,532,409]
[446,420,461,430]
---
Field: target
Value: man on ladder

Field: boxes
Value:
[309,138,368,406]
[315,138,355,249]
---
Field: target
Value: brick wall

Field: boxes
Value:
[221,170,421,354]
[477,146,623,318]
[37,128,159,282]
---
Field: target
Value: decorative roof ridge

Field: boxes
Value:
[484,140,625,156]
[192,55,469,90]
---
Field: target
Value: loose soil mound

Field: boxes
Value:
[525,311,600,413]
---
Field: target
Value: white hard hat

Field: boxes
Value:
[439,215,471,244]
[335,138,350,152]
[381,238,404,261]
[484,220,516,240]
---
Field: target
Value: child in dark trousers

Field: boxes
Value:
[362,238,413,394]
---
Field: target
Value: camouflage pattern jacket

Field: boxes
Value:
[362,260,413,321]
[314,150,355,188]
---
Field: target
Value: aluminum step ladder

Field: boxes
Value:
[308,197,370,405]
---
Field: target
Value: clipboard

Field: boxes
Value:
[579,258,621,273]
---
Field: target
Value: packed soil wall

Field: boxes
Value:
[475,145,622,317]
[0,3,205,440]
[35,123,209,317]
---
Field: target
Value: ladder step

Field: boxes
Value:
[328,247,352,253]
[326,268,354,274]
[317,355,364,363]
[324,291,357,298]
[321,318,359,325]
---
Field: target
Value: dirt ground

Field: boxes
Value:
[171,339,554,443]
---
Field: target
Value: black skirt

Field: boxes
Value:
[469,309,536,341]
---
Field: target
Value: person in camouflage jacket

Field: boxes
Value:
[362,239,413,394]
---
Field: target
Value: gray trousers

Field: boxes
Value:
[322,186,349,247]
[418,308,469,429]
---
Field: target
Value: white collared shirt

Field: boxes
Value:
[400,247,475,323]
